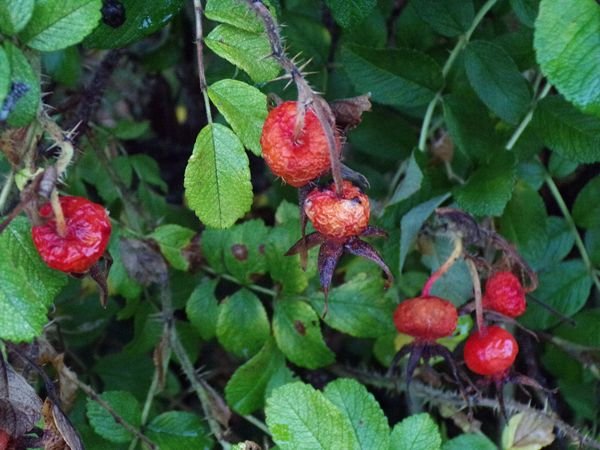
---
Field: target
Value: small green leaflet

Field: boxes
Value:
[510,0,539,28]
[573,176,600,229]
[0,217,67,342]
[184,123,253,229]
[389,152,423,206]
[412,0,474,37]
[0,0,34,35]
[208,79,267,156]
[3,41,41,127]
[442,433,496,450]
[0,47,9,107]
[323,0,377,28]
[146,411,213,449]
[390,413,442,450]
[20,0,102,52]
[204,0,272,33]
[148,224,195,271]
[86,391,142,443]
[535,0,600,117]
[186,279,219,340]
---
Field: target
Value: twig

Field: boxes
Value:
[465,259,484,331]
[418,0,498,152]
[331,365,600,449]
[245,0,343,195]
[193,0,213,124]
[0,170,14,214]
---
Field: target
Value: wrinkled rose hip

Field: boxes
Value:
[393,296,458,341]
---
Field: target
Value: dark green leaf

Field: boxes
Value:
[412,0,474,37]
[528,216,574,270]
[282,12,332,66]
[0,0,34,34]
[149,224,195,271]
[442,433,496,450]
[84,0,185,49]
[0,47,9,107]
[3,41,40,127]
[520,260,592,330]
[548,152,578,179]
[533,96,600,163]
[204,0,271,33]
[309,273,396,338]
[342,45,443,108]
[464,40,531,124]
[510,0,539,27]
[0,217,67,342]
[41,47,82,87]
[86,391,142,443]
[130,154,167,192]
[208,79,267,156]
[323,379,390,450]
[184,123,253,229]
[324,0,376,28]
[20,0,102,51]
[399,193,450,272]
[266,382,360,450]
[454,150,516,216]
[186,279,219,340]
[216,288,270,358]
[585,227,600,267]
[498,181,547,266]
[146,412,212,450]
[573,176,600,229]
[205,24,280,83]
[535,0,600,117]
[225,338,286,414]
[390,413,441,450]
[389,152,423,205]
[556,309,600,347]
[273,298,335,369]
[223,219,269,283]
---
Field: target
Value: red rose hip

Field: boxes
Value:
[260,101,341,187]
[464,326,518,376]
[483,271,526,318]
[393,296,458,341]
[32,196,112,273]
[304,181,369,240]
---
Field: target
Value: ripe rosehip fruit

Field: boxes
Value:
[32,196,112,273]
[260,101,341,187]
[304,181,369,240]
[393,296,458,341]
[483,271,526,318]
[464,325,518,376]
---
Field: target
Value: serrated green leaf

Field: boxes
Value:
[535,0,600,117]
[547,152,578,179]
[200,228,227,273]
[265,221,309,295]
[342,45,443,108]
[0,0,34,34]
[556,309,600,347]
[3,42,40,127]
[204,0,274,33]
[184,123,253,229]
[205,24,280,83]
[454,150,516,216]
[532,96,600,163]
[273,298,334,369]
[324,0,376,28]
[130,154,167,192]
[146,411,212,449]
[223,219,269,283]
[573,176,600,230]
[266,382,360,450]
[510,0,539,27]
[520,260,592,330]
[464,40,531,124]
[498,181,547,265]
[225,338,286,414]
[208,79,267,156]
[86,391,142,444]
[399,193,450,272]
[442,433,496,450]
[0,47,10,107]
[323,379,390,450]
[216,288,270,359]
[0,217,67,342]
[412,0,474,37]
[389,152,423,205]
[527,216,574,270]
[585,227,600,267]
[84,0,185,49]
[390,413,441,450]
[309,273,396,338]
[20,0,101,52]
[186,279,219,340]
[149,224,195,271]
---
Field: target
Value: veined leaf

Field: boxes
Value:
[0,0,34,34]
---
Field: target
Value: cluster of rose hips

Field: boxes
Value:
[392,261,538,411]
[260,100,393,301]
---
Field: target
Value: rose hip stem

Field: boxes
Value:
[50,189,67,237]
[466,258,484,331]
[421,238,463,297]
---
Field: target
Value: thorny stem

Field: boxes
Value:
[466,259,484,331]
[418,0,498,152]
[332,365,600,449]
[505,82,552,150]
[422,238,463,297]
[544,172,600,292]
[0,170,14,214]
[245,0,343,195]
[193,0,213,124]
